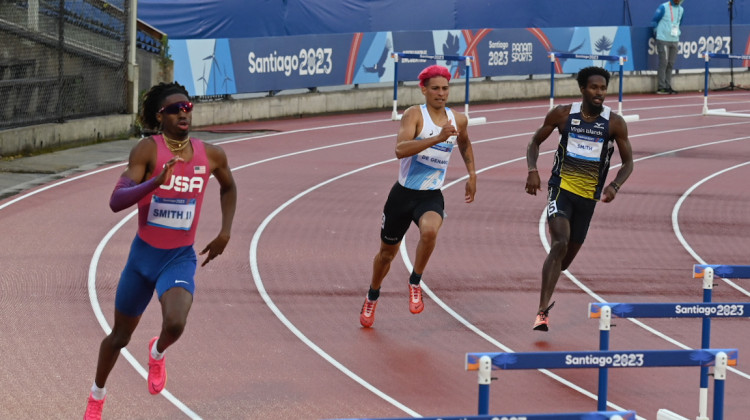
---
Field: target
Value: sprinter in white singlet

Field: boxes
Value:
[359,65,477,328]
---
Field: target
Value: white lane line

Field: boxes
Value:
[83,130,750,418]
[248,159,423,418]
[0,163,126,211]
[391,136,750,418]
[79,132,396,418]
[672,161,750,299]
[87,210,202,419]
[9,111,750,418]
[527,137,750,408]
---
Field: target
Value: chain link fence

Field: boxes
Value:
[0,0,136,130]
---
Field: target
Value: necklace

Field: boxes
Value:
[580,107,600,120]
[163,134,190,152]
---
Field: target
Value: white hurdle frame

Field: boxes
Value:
[549,52,639,122]
[702,52,750,117]
[391,52,486,126]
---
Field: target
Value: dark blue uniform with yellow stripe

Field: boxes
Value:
[549,102,615,200]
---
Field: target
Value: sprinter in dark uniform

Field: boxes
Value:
[525,66,633,331]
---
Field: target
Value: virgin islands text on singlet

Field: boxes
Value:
[550,102,615,200]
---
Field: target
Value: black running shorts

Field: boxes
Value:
[380,182,445,245]
[546,184,596,244]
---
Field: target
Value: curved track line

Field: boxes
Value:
[248,159,423,418]
[672,161,750,298]
[87,210,202,419]
[6,107,749,418]
[0,163,126,211]
[389,137,750,418]
[531,138,750,389]
[82,124,750,418]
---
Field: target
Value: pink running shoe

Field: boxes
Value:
[147,336,167,395]
[409,284,424,314]
[83,393,105,420]
[532,301,555,331]
[360,297,378,328]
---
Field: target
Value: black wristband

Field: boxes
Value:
[610,182,620,192]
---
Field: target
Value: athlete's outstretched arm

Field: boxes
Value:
[455,113,476,203]
[199,144,237,266]
[601,113,633,203]
[525,105,568,195]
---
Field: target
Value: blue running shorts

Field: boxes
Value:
[114,234,197,317]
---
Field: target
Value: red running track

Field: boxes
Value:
[1,91,749,420]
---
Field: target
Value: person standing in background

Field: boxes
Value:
[652,0,685,94]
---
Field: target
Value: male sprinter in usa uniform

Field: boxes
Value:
[84,82,237,419]
[525,66,633,332]
[359,65,477,328]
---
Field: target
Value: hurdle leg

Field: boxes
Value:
[477,355,492,415]
[697,267,714,420]
[463,57,486,126]
[549,53,556,110]
[712,352,728,420]
[617,56,639,122]
[597,306,612,411]
[702,53,710,116]
[391,53,400,120]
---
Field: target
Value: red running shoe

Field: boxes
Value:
[83,393,105,420]
[147,336,167,395]
[360,297,378,328]
[409,284,424,314]
[533,301,555,331]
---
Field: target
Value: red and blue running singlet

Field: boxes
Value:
[137,135,211,249]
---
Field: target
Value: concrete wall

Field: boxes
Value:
[2,69,749,157]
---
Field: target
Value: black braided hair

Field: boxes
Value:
[576,66,610,89]
[137,82,191,131]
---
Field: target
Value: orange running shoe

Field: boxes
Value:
[147,336,167,395]
[359,297,378,327]
[83,393,105,420]
[409,284,424,314]
[533,301,555,331]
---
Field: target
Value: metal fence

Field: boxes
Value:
[0,0,139,130]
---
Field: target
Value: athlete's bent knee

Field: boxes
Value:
[549,239,568,258]
[106,332,132,350]
[162,317,186,339]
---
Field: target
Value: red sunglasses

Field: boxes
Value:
[158,101,193,115]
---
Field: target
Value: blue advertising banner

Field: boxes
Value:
[387,30,471,82]
[644,25,750,69]
[230,34,353,93]
[169,25,750,97]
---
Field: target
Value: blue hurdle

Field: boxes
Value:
[701,52,750,117]
[548,52,639,122]
[333,410,637,420]
[692,264,750,419]
[466,349,737,420]
[589,300,749,419]
[391,52,486,125]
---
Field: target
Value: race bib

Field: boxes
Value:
[566,133,604,161]
[147,196,196,231]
